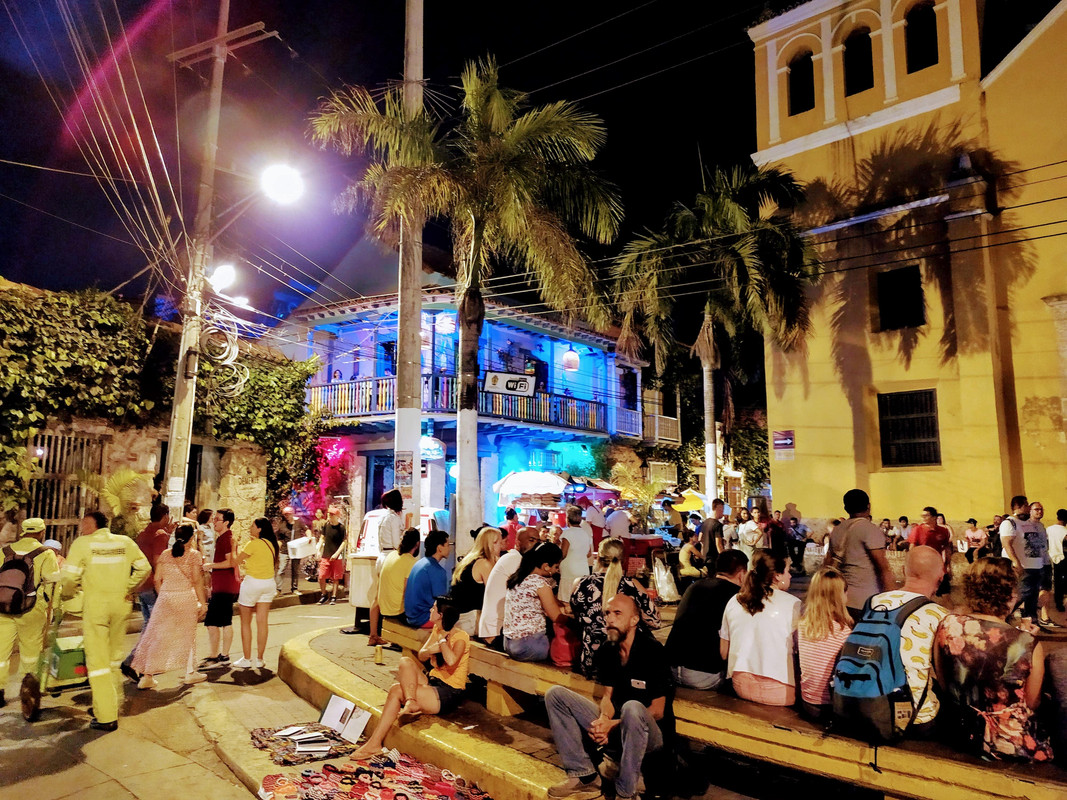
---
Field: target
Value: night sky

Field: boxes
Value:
[0,0,780,332]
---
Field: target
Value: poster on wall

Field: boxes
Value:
[395,450,414,503]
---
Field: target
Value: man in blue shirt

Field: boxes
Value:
[403,530,451,627]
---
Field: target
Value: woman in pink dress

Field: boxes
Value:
[133,524,208,688]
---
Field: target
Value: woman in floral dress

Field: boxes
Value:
[569,537,660,677]
[933,556,1052,761]
[133,524,207,687]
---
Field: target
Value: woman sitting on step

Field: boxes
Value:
[352,595,469,760]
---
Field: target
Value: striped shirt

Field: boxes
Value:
[797,621,851,705]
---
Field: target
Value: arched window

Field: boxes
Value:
[788,50,815,116]
[843,28,874,95]
[905,2,938,73]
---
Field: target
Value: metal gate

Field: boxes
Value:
[27,432,104,551]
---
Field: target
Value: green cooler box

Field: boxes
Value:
[49,636,88,688]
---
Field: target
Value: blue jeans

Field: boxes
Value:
[671,665,723,690]
[545,685,662,798]
[504,633,549,662]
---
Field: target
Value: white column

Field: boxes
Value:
[820,17,836,123]
[945,0,965,81]
[425,457,446,510]
[880,0,898,101]
[766,39,780,143]
[476,452,499,553]
[606,352,618,434]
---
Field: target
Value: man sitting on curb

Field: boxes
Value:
[546,594,673,800]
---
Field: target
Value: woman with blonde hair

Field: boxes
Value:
[796,568,853,719]
[720,550,800,706]
[451,526,501,635]
[568,537,660,677]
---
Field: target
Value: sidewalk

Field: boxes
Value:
[0,593,350,800]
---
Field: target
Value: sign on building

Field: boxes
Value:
[772,430,795,461]
[483,371,536,397]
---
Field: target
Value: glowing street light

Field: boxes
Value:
[260,163,304,205]
[208,262,236,292]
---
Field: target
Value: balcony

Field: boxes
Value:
[308,374,607,434]
[616,407,642,438]
[643,413,681,445]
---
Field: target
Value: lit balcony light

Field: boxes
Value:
[562,345,580,372]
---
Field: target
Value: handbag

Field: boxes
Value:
[549,617,580,668]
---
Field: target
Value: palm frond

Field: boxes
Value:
[505,102,607,164]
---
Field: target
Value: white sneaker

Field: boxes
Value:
[252,657,265,669]
[231,657,253,669]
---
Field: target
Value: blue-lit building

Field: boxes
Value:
[281,287,684,527]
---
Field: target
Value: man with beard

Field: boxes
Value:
[545,594,673,800]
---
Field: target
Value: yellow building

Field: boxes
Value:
[749,0,1067,522]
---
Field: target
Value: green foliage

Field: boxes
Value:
[725,416,770,494]
[609,462,666,534]
[202,356,325,508]
[0,285,324,514]
[0,287,154,511]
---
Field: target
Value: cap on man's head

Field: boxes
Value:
[22,518,46,535]
[43,539,62,551]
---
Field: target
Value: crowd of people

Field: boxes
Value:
[349,487,1067,800]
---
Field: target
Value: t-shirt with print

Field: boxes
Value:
[211,530,240,594]
[595,627,674,736]
[999,516,1047,570]
[867,589,947,725]
[829,517,886,610]
[503,573,552,639]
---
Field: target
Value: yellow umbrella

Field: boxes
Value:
[673,489,708,513]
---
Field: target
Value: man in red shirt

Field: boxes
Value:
[911,506,952,595]
[200,508,241,668]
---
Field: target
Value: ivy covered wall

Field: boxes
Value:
[0,283,323,512]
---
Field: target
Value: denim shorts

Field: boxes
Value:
[428,676,465,714]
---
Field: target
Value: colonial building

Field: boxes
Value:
[749,0,1067,520]
[284,288,685,531]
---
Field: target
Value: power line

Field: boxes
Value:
[500,0,662,69]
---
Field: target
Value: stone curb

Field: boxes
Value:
[185,687,282,797]
[278,628,565,800]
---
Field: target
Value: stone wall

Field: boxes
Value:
[217,442,268,544]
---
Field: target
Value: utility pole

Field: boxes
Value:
[393,0,424,526]
[162,1,276,520]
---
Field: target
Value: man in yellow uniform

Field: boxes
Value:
[61,511,150,731]
[0,517,60,719]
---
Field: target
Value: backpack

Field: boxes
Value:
[831,594,932,742]
[0,545,47,615]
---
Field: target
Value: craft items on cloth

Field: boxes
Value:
[251,723,358,765]
[259,748,493,800]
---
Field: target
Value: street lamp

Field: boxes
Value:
[162,164,302,519]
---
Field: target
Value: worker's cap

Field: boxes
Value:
[22,518,46,534]
[575,496,592,508]
[43,539,62,552]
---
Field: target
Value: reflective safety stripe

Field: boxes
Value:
[110,660,124,666]
[62,564,84,575]
[0,660,9,668]
[132,558,150,569]
[88,668,111,678]
[91,555,126,565]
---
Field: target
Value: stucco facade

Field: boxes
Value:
[750,0,1067,521]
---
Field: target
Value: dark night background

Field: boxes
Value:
[0,0,1046,341]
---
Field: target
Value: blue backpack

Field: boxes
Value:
[831,594,932,742]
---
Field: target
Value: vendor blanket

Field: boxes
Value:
[260,748,492,800]
[251,723,358,765]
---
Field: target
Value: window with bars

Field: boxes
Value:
[878,389,941,467]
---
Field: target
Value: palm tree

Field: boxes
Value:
[613,163,818,498]
[309,58,622,543]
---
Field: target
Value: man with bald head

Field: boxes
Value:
[546,593,673,800]
[864,545,949,736]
